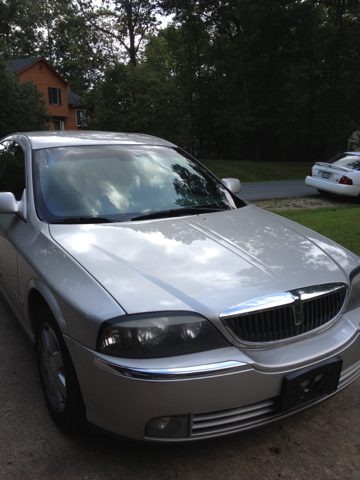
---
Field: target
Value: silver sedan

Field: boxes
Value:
[0,131,360,442]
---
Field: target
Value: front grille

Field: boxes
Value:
[223,286,347,344]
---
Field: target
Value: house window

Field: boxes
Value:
[76,109,87,127]
[48,87,61,106]
[54,120,65,131]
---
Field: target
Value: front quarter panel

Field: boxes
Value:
[17,221,125,349]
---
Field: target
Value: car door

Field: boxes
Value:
[0,141,27,314]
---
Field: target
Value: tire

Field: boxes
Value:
[35,305,86,433]
[317,189,328,195]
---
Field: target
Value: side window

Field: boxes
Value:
[76,109,87,127]
[0,142,26,200]
[48,87,62,106]
[0,141,11,176]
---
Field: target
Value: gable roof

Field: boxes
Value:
[8,57,44,73]
[8,56,68,84]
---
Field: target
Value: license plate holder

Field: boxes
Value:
[279,356,342,414]
[321,172,331,179]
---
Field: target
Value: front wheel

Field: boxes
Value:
[36,305,86,433]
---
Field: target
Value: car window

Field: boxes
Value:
[33,145,242,222]
[327,154,360,171]
[0,142,26,200]
[0,141,11,177]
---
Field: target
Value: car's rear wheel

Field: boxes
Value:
[317,189,329,195]
[36,305,86,433]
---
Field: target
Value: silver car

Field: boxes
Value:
[0,131,360,442]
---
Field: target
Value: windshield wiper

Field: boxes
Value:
[49,216,119,224]
[131,207,230,222]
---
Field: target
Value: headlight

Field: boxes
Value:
[97,312,229,358]
[344,267,360,313]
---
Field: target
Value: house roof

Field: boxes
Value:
[68,90,83,106]
[8,57,43,73]
[8,57,83,106]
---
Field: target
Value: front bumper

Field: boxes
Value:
[65,308,360,442]
[305,176,360,197]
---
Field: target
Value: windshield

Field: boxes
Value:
[33,145,242,223]
[325,153,360,171]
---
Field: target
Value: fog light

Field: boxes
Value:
[145,415,190,438]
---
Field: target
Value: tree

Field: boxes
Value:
[0,0,111,96]
[0,0,44,58]
[160,0,304,159]
[41,1,115,95]
[0,61,51,138]
[77,0,159,66]
[159,17,215,156]
[91,36,184,142]
[320,0,360,157]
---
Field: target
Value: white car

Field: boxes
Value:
[305,152,360,201]
[0,131,360,442]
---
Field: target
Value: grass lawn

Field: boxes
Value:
[272,205,360,256]
[201,159,313,183]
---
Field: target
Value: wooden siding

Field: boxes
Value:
[16,59,83,131]
[67,108,80,130]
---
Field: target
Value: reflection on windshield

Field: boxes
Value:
[34,145,241,223]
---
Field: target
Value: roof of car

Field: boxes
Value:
[10,131,176,150]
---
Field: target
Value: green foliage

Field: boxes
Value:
[2,0,360,162]
[0,0,114,96]
[159,0,360,161]
[46,2,114,95]
[91,43,185,142]
[0,62,51,138]
[0,0,44,57]
[37,0,114,96]
[77,0,159,66]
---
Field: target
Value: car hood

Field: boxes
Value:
[49,205,357,318]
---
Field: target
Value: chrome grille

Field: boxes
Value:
[222,284,347,344]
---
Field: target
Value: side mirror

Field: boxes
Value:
[221,178,241,194]
[0,192,20,214]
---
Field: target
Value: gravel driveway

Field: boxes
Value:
[252,194,356,211]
